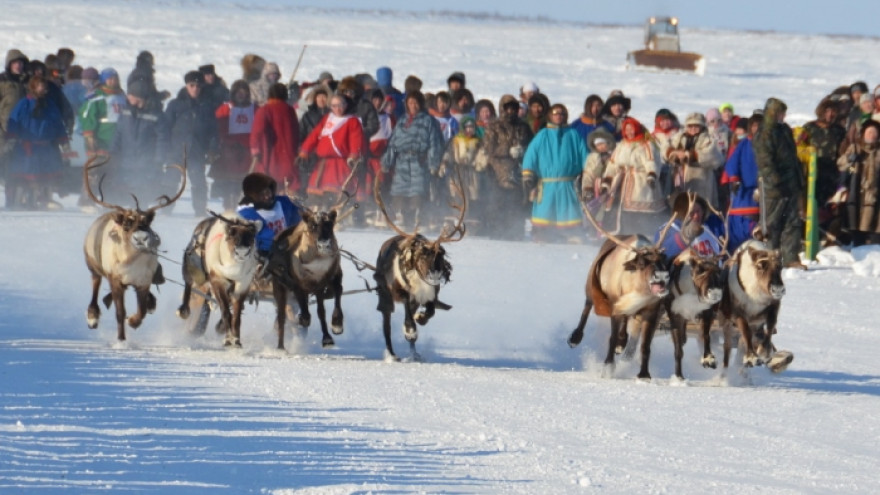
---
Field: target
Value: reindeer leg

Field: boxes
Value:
[637,307,661,381]
[670,313,687,380]
[87,271,102,329]
[293,288,311,330]
[176,282,193,319]
[231,293,245,349]
[403,300,419,344]
[737,316,760,367]
[128,287,150,330]
[315,293,334,348]
[110,281,127,341]
[212,283,236,347]
[568,297,593,348]
[273,281,288,350]
[700,310,717,369]
[415,301,435,325]
[330,272,344,335]
[721,317,734,370]
[377,285,397,360]
[603,315,624,377]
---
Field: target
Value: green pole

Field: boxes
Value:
[804,150,820,260]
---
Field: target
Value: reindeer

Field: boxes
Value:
[82,156,186,341]
[270,202,353,350]
[176,211,262,347]
[567,203,675,380]
[663,193,728,379]
[373,171,465,361]
[719,239,792,372]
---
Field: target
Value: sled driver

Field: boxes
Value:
[237,172,302,282]
[654,192,725,260]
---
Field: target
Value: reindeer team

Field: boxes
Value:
[81,157,792,379]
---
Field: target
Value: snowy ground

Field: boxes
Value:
[3,2,880,493]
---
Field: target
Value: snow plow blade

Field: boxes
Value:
[627,50,705,75]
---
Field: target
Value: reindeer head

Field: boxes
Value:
[374,166,466,287]
[622,245,670,297]
[686,253,725,304]
[211,212,262,263]
[84,156,186,253]
[301,209,339,256]
[746,245,785,300]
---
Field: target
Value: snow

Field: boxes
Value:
[3,1,880,493]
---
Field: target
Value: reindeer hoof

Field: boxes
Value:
[331,313,343,335]
[742,353,761,367]
[615,345,625,355]
[224,338,242,348]
[86,307,100,329]
[146,292,157,313]
[701,354,717,369]
[127,315,143,329]
[322,336,335,348]
[403,324,418,343]
[296,313,311,328]
[637,372,652,381]
[176,305,190,319]
[767,351,794,373]
[567,330,583,348]
[414,312,428,325]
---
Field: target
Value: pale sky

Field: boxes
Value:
[293,0,880,37]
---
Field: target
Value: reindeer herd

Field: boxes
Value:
[81,157,793,379]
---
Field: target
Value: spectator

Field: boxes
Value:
[250,83,301,194]
[198,64,230,112]
[250,62,280,106]
[212,79,258,210]
[666,112,725,209]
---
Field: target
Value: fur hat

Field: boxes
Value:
[242,173,277,200]
[355,73,377,90]
[127,79,149,98]
[136,50,154,69]
[184,70,203,84]
[498,94,518,111]
[404,75,422,94]
[305,83,332,105]
[198,64,215,76]
[851,81,869,95]
[705,108,721,124]
[240,53,266,82]
[337,76,363,100]
[603,94,631,114]
[685,112,706,127]
[587,128,615,152]
[447,71,466,87]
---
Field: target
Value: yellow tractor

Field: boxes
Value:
[627,17,705,74]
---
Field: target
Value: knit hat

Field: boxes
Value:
[719,102,734,113]
[521,81,538,94]
[850,81,869,94]
[705,107,721,123]
[318,71,334,82]
[685,112,706,127]
[127,79,149,98]
[447,71,466,87]
[860,93,873,104]
[100,67,118,84]
[461,115,476,129]
[184,70,203,84]
[81,67,99,81]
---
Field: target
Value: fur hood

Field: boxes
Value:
[336,76,363,101]
[240,53,266,83]
[587,128,616,153]
[305,83,331,105]
[762,97,787,125]
[5,49,28,72]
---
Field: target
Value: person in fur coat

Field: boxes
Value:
[439,116,482,231]
[601,117,666,235]
[837,119,880,245]
[665,112,725,210]
[250,83,301,193]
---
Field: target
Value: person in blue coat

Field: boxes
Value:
[5,75,69,209]
[522,104,588,243]
[237,172,301,257]
[723,113,763,252]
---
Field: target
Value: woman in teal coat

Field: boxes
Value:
[522,104,588,242]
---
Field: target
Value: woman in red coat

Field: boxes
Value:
[250,83,301,194]
[300,93,364,204]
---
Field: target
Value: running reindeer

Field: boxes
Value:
[568,202,674,380]
[82,156,186,341]
[373,170,466,361]
[176,211,262,347]
[269,188,358,350]
[661,193,728,380]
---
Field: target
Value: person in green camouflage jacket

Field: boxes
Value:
[753,97,806,269]
[79,68,125,159]
[802,98,846,207]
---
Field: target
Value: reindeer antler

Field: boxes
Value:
[373,173,413,238]
[580,195,637,251]
[83,155,125,212]
[147,161,187,214]
[435,164,467,244]
[656,191,697,248]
